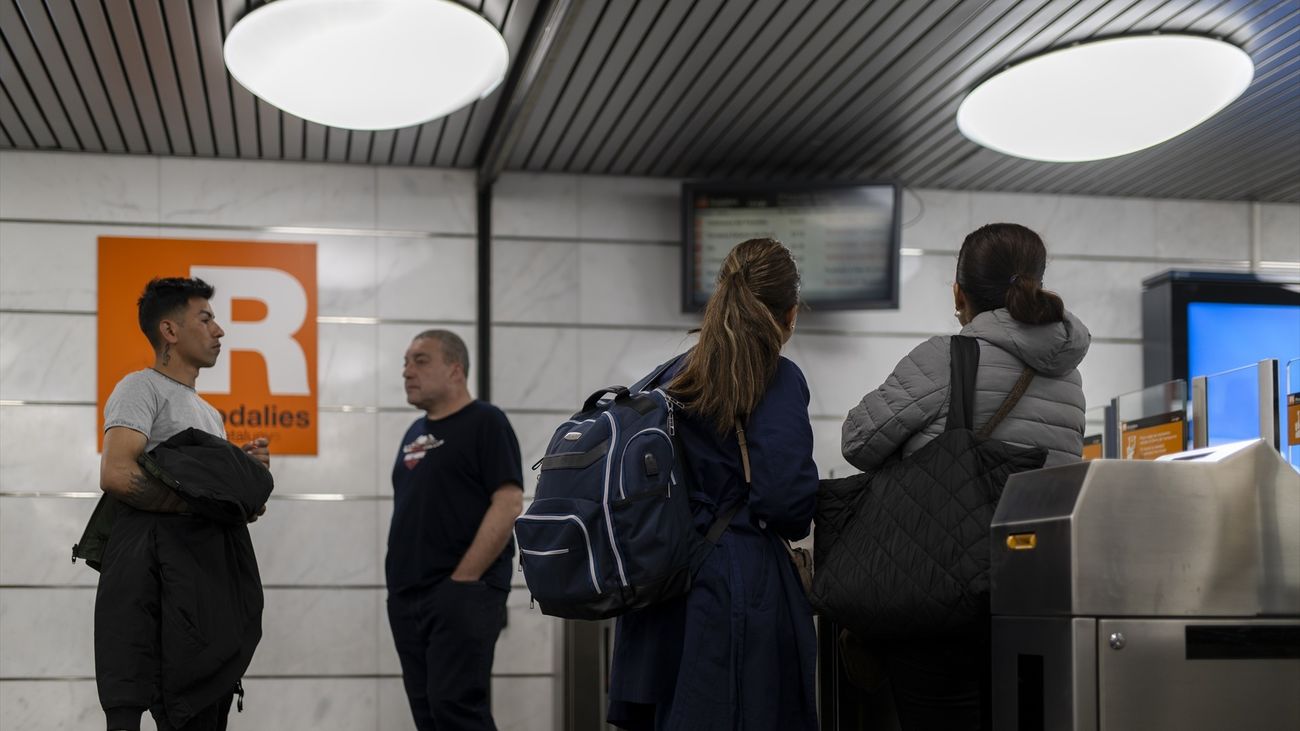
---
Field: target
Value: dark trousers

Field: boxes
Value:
[883,627,992,731]
[150,695,233,731]
[105,694,232,731]
[387,580,508,731]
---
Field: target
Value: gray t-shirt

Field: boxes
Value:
[103,369,227,451]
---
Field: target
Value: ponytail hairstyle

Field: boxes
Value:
[956,223,1065,326]
[668,238,800,434]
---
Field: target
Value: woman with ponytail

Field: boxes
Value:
[607,238,820,731]
[841,222,1091,729]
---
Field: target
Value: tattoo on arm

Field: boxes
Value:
[120,468,189,513]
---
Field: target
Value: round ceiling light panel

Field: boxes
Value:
[956,34,1254,162]
[224,0,509,131]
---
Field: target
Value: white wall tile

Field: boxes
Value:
[0,588,95,676]
[500,412,567,497]
[491,677,557,731]
[317,324,378,407]
[810,417,853,481]
[112,227,378,320]
[374,482,529,590]
[576,175,679,242]
[379,677,419,731]
[377,499,395,589]
[575,329,695,401]
[1259,203,1300,263]
[159,158,376,229]
[492,327,580,411]
[0,405,100,493]
[1048,259,1169,341]
[0,678,385,731]
[902,189,972,252]
[247,588,379,676]
[578,242,699,328]
[0,313,94,402]
[0,223,97,311]
[494,173,578,239]
[376,168,476,234]
[377,324,479,408]
[495,592,559,675]
[378,503,532,589]
[1153,199,1250,261]
[235,678,380,731]
[797,253,959,336]
[382,675,557,731]
[0,676,546,731]
[0,680,104,731]
[251,500,380,586]
[376,591,555,677]
[784,333,918,419]
[316,235,379,317]
[271,411,380,495]
[1077,342,1145,411]
[0,151,160,223]
[375,411,415,495]
[493,240,580,324]
[969,191,1159,259]
[0,497,100,586]
[0,499,381,590]
[375,237,477,322]
[0,222,381,318]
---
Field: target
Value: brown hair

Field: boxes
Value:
[668,238,800,433]
[956,223,1065,326]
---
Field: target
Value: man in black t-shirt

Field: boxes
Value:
[386,330,524,731]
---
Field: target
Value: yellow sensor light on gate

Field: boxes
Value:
[1006,533,1037,551]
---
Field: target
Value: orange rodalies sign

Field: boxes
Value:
[98,237,318,454]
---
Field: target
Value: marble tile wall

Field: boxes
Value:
[1,153,1296,731]
[0,151,555,731]
[490,172,1299,485]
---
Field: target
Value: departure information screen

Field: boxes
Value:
[683,183,900,312]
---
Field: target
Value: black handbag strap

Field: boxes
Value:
[946,336,980,432]
[948,335,1036,437]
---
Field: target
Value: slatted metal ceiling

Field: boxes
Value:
[513,0,1300,202]
[0,0,538,166]
[1,0,1297,202]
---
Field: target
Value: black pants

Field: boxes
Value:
[387,580,508,731]
[883,627,991,731]
[150,694,233,731]
[104,694,232,731]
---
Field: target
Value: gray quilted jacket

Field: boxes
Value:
[842,308,1091,470]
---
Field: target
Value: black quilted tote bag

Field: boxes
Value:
[811,336,1046,640]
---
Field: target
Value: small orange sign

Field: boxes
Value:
[1288,393,1300,447]
[1082,434,1103,461]
[98,237,318,454]
[1119,411,1186,461]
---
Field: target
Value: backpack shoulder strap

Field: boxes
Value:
[977,368,1036,438]
[946,335,980,432]
[634,354,684,393]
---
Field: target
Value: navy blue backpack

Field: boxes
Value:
[515,361,733,620]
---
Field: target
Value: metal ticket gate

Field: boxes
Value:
[989,439,1300,730]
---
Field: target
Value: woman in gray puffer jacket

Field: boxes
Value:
[840,222,1090,731]
[843,222,1091,472]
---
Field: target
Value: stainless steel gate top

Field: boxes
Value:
[989,440,1300,618]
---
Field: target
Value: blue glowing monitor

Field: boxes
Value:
[1187,302,1300,445]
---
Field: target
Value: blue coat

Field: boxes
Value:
[607,356,820,731]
